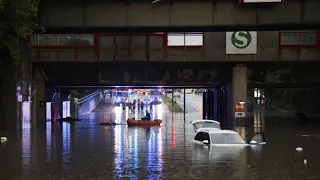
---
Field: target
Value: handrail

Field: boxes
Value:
[78,90,99,102]
[77,91,101,104]
[76,90,103,115]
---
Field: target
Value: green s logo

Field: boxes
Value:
[231,31,252,49]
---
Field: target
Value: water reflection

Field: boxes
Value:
[21,121,31,169]
[113,123,129,178]
[3,103,320,179]
[22,101,31,123]
[46,122,52,162]
[254,110,266,133]
[62,122,71,173]
[128,129,139,180]
[147,128,163,180]
[112,126,163,179]
[172,114,176,149]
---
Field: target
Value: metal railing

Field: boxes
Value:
[75,91,103,117]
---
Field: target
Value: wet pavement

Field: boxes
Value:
[1,95,320,179]
[175,93,202,113]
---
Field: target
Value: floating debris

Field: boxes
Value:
[296,147,303,152]
[0,137,7,143]
[304,159,307,165]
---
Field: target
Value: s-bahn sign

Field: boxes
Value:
[240,0,282,3]
[226,31,257,54]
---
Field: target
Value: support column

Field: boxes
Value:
[213,88,219,121]
[232,65,247,125]
[32,70,46,123]
[183,88,186,121]
[207,89,213,120]
[52,92,61,120]
[2,79,18,131]
[202,90,208,119]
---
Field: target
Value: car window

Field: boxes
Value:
[194,132,204,141]
[195,132,210,143]
[249,132,266,144]
[210,133,246,144]
[203,132,210,142]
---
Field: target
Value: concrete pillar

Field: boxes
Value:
[232,65,247,123]
[2,80,18,131]
[32,70,46,123]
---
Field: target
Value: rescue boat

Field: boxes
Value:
[127,118,162,126]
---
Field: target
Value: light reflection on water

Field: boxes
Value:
[46,122,52,162]
[2,105,320,179]
[62,122,71,173]
[21,121,31,170]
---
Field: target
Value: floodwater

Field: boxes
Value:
[1,96,320,179]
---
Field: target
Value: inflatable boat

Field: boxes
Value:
[127,118,162,126]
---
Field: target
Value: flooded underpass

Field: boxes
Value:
[1,96,320,179]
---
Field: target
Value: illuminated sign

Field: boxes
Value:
[241,0,282,3]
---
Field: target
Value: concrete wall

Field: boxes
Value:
[39,0,320,27]
[31,31,320,62]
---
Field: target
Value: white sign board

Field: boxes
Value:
[226,31,257,54]
[235,112,246,118]
[234,102,246,118]
[243,0,281,2]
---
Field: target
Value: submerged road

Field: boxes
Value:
[175,93,202,113]
[1,100,320,179]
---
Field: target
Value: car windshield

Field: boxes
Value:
[193,121,220,130]
[210,133,246,144]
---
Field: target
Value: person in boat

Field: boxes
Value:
[142,110,151,121]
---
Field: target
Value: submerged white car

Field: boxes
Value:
[191,120,266,146]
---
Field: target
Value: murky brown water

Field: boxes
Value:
[1,95,320,180]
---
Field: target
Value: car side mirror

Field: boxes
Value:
[250,140,257,144]
[202,140,209,145]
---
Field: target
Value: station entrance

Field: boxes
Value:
[41,86,231,128]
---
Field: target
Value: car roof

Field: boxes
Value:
[191,119,220,124]
[197,128,221,133]
[209,130,239,134]
[196,128,239,134]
